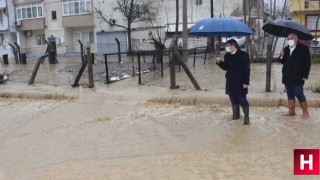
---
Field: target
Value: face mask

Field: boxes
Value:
[288,39,295,47]
[225,46,231,53]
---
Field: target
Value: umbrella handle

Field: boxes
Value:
[282,38,287,49]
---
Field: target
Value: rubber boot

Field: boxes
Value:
[283,100,296,116]
[242,106,249,125]
[232,104,240,120]
[299,101,309,119]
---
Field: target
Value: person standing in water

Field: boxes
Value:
[216,39,251,125]
[279,33,311,119]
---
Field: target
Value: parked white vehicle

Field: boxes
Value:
[310,37,320,48]
[219,36,246,50]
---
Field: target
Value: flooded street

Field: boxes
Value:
[0,81,320,179]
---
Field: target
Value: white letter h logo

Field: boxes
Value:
[300,154,313,170]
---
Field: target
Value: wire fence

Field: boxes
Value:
[1,46,320,93]
[140,48,320,93]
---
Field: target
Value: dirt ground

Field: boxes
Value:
[1,79,320,180]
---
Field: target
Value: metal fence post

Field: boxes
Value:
[78,40,84,64]
[169,37,177,89]
[193,48,197,68]
[115,38,122,63]
[152,51,156,71]
[161,51,163,77]
[266,38,272,92]
[14,42,22,64]
[104,54,110,84]
[138,53,141,85]
[204,48,207,65]
[86,43,94,88]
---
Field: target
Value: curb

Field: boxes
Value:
[148,95,320,107]
[0,91,75,101]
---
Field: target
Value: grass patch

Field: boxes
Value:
[312,57,320,64]
[313,83,320,93]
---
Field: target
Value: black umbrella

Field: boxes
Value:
[262,19,314,40]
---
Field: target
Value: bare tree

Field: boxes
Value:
[95,0,156,53]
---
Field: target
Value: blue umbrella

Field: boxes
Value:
[188,18,254,37]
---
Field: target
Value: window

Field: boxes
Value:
[0,10,3,26]
[306,15,320,31]
[36,34,46,45]
[16,2,43,20]
[73,31,94,44]
[62,0,91,16]
[0,34,4,47]
[305,0,309,8]
[195,0,202,5]
[52,11,57,20]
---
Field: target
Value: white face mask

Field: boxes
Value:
[225,46,231,53]
[288,39,296,47]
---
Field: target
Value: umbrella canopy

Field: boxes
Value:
[262,19,314,40]
[188,18,254,37]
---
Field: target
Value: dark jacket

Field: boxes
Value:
[216,50,250,95]
[279,43,311,85]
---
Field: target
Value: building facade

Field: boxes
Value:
[13,0,94,56]
[0,0,17,57]
[3,0,248,56]
[290,0,320,37]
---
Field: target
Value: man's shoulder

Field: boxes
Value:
[238,50,249,57]
[297,43,309,50]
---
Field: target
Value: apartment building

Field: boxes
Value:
[290,0,320,37]
[0,0,17,57]
[13,0,94,56]
[9,0,248,56]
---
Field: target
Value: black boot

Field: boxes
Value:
[232,104,240,120]
[242,106,250,125]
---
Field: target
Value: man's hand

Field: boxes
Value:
[279,50,284,58]
[216,56,222,63]
[243,84,249,89]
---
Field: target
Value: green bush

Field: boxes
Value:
[313,83,320,93]
[312,58,320,64]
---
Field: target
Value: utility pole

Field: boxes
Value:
[182,0,188,62]
[273,0,276,20]
[211,0,214,18]
[175,0,179,34]
[270,0,272,15]
[243,0,247,24]
[210,0,214,53]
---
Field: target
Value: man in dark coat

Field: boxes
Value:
[216,39,251,125]
[279,33,311,119]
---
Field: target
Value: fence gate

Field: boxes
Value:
[97,31,127,55]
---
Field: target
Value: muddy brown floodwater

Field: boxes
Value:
[0,81,320,179]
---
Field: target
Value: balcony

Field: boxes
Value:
[62,14,94,27]
[0,1,6,8]
[13,0,40,5]
[16,18,45,31]
[290,1,319,13]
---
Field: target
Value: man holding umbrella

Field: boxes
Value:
[216,39,251,125]
[262,19,314,119]
[279,33,311,119]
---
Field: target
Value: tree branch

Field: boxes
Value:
[95,8,128,30]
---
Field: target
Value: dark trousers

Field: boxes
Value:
[229,95,249,107]
[284,84,306,102]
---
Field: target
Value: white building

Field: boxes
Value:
[93,0,244,52]
[7,0,250,56]
[0,0,17,57]
[13,0,94,56]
